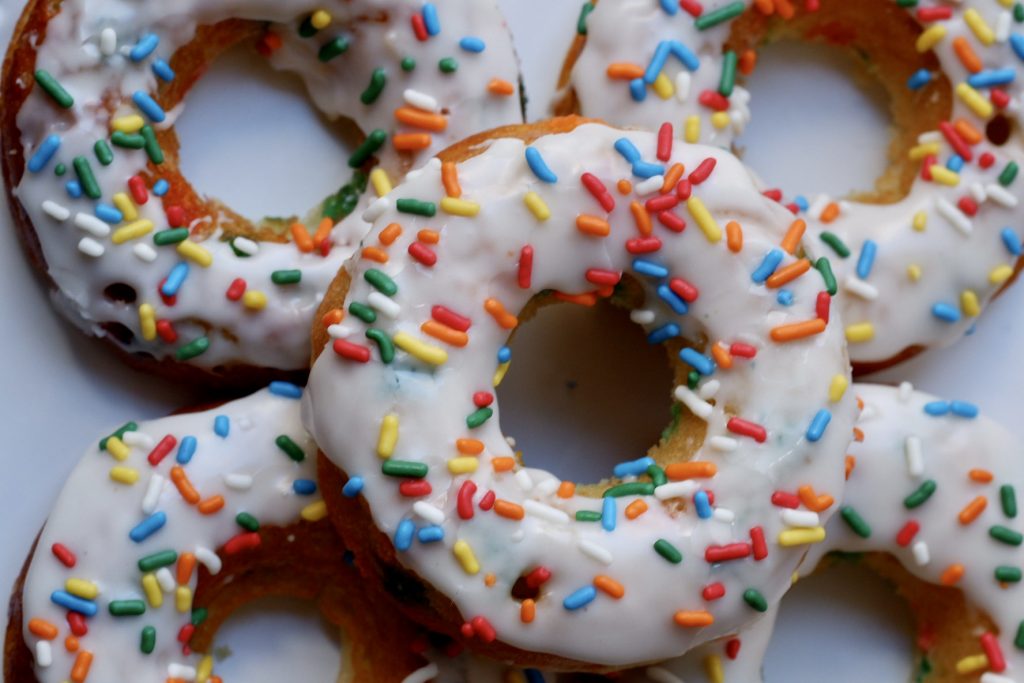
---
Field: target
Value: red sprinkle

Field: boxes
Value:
[916,6,952,21]
[411,14,428,41]
[224,532,261,555]
[518,245,534,289]
[762,188,783,202]
[469,616,496,643]
[473,392,493,407]
[51,543,76,568]
[771,491,800,509]
[679,0,703,17]
[726,638,742,659]
[525,566,553,589]
[626,236,662,254]
[408,242,437,267]
[816,291,831,323]
[127,176,148,205]
[688,158,717,184]
[165,205,186,228]
[67,612,87,637]
[675,178,693,200]
[432,305,471,331]
[727,417,767,443]
[147,435,177,467]
[698,90,729,111]
[585,268,622,286]
[669,277,699,302]
[938,121,972,162]
[157,282,176,308]
[399,479,432,497]
[645,194,679,213]
[702,582,726,600]
[656,122,673,161]
[980,632,1006,673]
[921,154,936,181]
[992,88,1010,109]
[958,197,979,217]
[177,623,195,644]
[750,526,768,560]
[333,339,371,363]
[979,152,996,169]
[657,211,687,233]
[730,343,757,358]
[581,172,616,212]
[896,520,920,547]
[478,490,496,511]
[705,543,752,563]
[457,481,477,520]
[225,278,246,301]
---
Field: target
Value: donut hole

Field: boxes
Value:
[986,114,1014,147]
[102,282,138,304]
[99,321,135,345]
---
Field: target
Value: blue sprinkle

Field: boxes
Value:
[644,41,673,84]
[497,346,512,363]
[931,302,961,323]
[647,323,680,345]
[601,497,616,531]
[176,436,197,464]
[966,324,976,337]
[967,68,1015,89]
[293,479,317,495]
[632,161,665,179]
[776,289,794,306]
[657,284,689,314]
[525,146,558,183]
[152,179,169,196]
[213,415,230,438]
[629,78,648,102]
[342,476,364,497]
[422,3,441,35]
[129,33,159,62]
[751,248,784,284]
[907,69,932,91]
[28,135,61,173]
[563,585,598,611]
[129,511,167,543]
[679,347,715,376]
[950,401,979,418]
[923,401,951,416]
[794,195,809,211]
[668,40,700,71]
[1001,228,1022,256]
[524,670,546,683]
[394,519,416,551]
[1012,33,1024,62]
[946,154,965,173]
[65,180,83,199]
[459,36,485,53]
[806,409,832,442]
[269,381,303,399]
[417,525,445,543]
[694,490,712,519]
[659,0,678,14]
[633,258,669,278]
[614,137,642,164]
[856,240,877,279]
[152,58,176,82]
[613,456,655,479]
[50,591,98,617]
[94,203,123,224]
[132,91,166,123]
[161,261,190,297]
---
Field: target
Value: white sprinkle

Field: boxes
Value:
[997,10,1012,43]
[912,540,930,566]
[412,501,446,525]
[646,667,685,683]
[917,130,942,145]
[634,175,664,196]
[697,379,720,400]
[936,197,972,235]
[195,546,222,575]
[367,291,401,318]
[981,673,1017,683]
[74,212,110,237]
[224,473,253,490]
[41,200,70,221]
[905,436,924,478]
[35,641,52,668]
[577,539,613,565]
[630,309,656,325]
[362,196,391,223]
[99,27,117,56]
[654,481,698,500]
[674,72,691,103]
[141,474,165,515]
[534,478,560,497]
[167,663,197,680]
[808,194,830,219]
[969,182,988,204]
[782,509,820,528]
[673,385,713,420]
[238,416,253,431]
[515,469,534,492]
[133,243,157,262]
[327,323,357,339]
[155,567,176,592]
[986,184,1018,208]
[524,500,571,525]
[898,381,914,402]
[860,404,878,422]
[122,431,154,448]
[401,663,440,683]
[232,236,259,255]
[708,436,738,452]
[843,276,879,300]
[505,435,517,448]
[403,89,439,112]
[713,508,735,523]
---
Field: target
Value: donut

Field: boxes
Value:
[303,116,858,670]
[555,0,1024,373]
[2,0,523,387]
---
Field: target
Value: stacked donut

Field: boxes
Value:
[4,1,1024,682]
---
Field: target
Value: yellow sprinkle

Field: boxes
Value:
[393,332,448,365]
[704,654,724,683]
[999,0,1014,7]
[916,24,946,52]
[112,192,138,221]
[523,191,550,221]
[908,143,940,161]
[301,500,328,522]
[197,656,214,683]
[791,571,800,585]
[453,540,480,575]
[111,219,154,244]
[448,457,479,474]
[711,111,730,130]
[845,323,875,343]
[961,290,981,317]
[111,115,145,133]
[990,264,1014,284]
[684,115,700,143]
[492,360,511,387]
[377,414,399,458]
[956,82,994,119]
[109,466,139,485]
[65,579,99,600]
[912,211,927,232]
[964,9,995,45]
[907,264,922,282]
[106,435,131,461]
[175,586,192,613]
[652,72,674,100]
[778,526,827,547]
[440,196,481,217]
[241,290,267,310]
[141,573,162,608]
[928,165,960,187]
[369,168,392,197]
[310,9,332,29]
[686,197,722,243]
[956,654,989,674]
[139,304,156,341]
[177,239,213,267]
[828,375,848,403]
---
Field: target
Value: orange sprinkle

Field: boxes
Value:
[852,427,865,443]
[379,222,402,245]
[770,318,827,343]
[952,37,983,73]
[492,457,516,472]
[954,118,983,144]
[421,320,469,347]
[321,308,343,327]
[940,563,965,586]
[726,220,743,252]
[557,481,576,498]
[484,298,519,329]
[625,499,649,520]
[775,0,795,19]
[674,610,715,628]
[494,499,525,520]
[170,466,200,505]
[417,229,440,244]
[177,552,196,585]
[753,0,774,14]
[441,161,462,198]
[617,179,632,195]
[71,650,93,682]
[313,217,333,247]
[780,219,806,254]
[197,495,225,515]
[554,291,598,307]
[65,636,79,652]
[665,461,717,480]
[393,133,432,151]
[290,222,313,253]
[845,455,856,479]
[520,598,536,623]
[606,63,645,80]
[257,32,284,55]
[819,203,840,223]
[710,342,733,370]
[457,438,485,455]
[577,214,611,237]
[765,259,811,289]
[28,618,58,640]
[484,573,496,587]
[394,107,448,132]
[969,469,993,484]
[487,78,515,96]
[662,163,685,193]
[798,485,834,512]
[593,575,626,599]
[361,246,389,263]
[738,49,758,75]
[630,201,652,236]
[958,496,988,525]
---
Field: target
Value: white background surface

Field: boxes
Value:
[2,1,1023,680]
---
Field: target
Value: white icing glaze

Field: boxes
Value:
[303,122,857,666]
[11,0,522,371]
[565,0,1024,365]
[20,386,321,682]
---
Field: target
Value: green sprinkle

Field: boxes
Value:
[364,268,398,295]
[438,57,458,73]
[298,16,318,37]
[694,1,744,30]
[360,68,387,105]
[1000,162,1019,187]
[175,336,209,361]
[230,237,253,258]
[467,407,493,429]
[396,198,437,217]
[153,228,189,246]
[100,421,138,450]
[577,2,595,34]
[687,370,699,390]
[140,626,156,654]
[348,301,377,323]
[318,36,350,62]
[94,140,114,166]
[109,600,146,617]
[137,549,177,572]
[995,566,1022,583]
[34,69,74,108]
[54,163,66,176]
[111,131,146,149]
[647,464,667,487]
[400,57,416,72]
[990,525,1023,546]
[1002,485,1018,518]
[365,328,395,363]
[191,608,208,626]
[604,482,655,498]
[73,156,101,199]
[815,257,838,295]
[382,460,429,478]
[819,231,851,258]
[654,539,682,564]
[271,269,302,285]
[719,51,737,97]
[742,588,768,612]
[895,0,917,6]
[1015,3,1024,22]
[576,510,603,522]
[236,512,260,532]
[903,479,937,509]
[348,129,387,167]
[840,506,872,538]
[141,125,163,164]
[276,435,305,462]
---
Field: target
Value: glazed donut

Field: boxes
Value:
[2,0,523,386]
[304,117,857,669]
[556,0,1024,373]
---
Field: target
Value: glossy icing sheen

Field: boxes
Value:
[304,122,857,666]
[20,386,320,683]
[566,0,1024,365]
[12,0,521,370]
